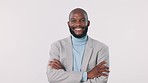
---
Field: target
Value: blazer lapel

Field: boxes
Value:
[66,36,73,71]
[81,37,93,71]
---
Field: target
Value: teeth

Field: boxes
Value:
[75,28,82,30]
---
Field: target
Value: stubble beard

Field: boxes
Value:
[69,26,88,38]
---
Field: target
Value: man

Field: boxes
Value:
[46,8,110,83]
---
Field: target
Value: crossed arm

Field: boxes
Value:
[47,43,109,83]
[49,59,109,79]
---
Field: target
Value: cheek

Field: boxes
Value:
[80,22,88,27]
[69,24,73,26]
[68,23,73,27]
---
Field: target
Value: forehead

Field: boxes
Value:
[69,11,86,19]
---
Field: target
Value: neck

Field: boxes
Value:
[71,35,88,45]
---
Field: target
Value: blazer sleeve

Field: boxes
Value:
[83,45,109,83]
[46,43,83,83]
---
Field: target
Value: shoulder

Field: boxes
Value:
[88,37,109,50]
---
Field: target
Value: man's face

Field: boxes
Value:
[68,12,90,38]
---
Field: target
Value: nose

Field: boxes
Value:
[75,21,81,27]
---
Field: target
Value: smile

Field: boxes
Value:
[75,28,83,31]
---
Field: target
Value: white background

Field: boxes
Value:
[0,0,148,83]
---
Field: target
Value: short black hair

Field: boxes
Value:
[69,8,88,21]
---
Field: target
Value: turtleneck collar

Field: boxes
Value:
[71,35,88,46]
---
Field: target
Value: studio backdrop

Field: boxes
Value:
[0,0,148,83]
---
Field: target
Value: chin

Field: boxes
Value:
[69,26,88,38]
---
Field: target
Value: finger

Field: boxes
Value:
[97,73,108,77]
[53,61,62,68]
[49,60,61,67]
[48,64,51,67]
[50,59,65,69]
[49,61,61,68]
[52,64,60,69]
[97,61,106,67]
[48,62,55,67]
[99,69,110,73]
[53,59,65,69]
[53,59,61,65]
[49,61,57,66]
[99,65,109,69]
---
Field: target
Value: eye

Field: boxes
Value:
[81,19,86,22]
[70,19,76,23]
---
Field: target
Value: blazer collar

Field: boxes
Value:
[65,36,73,71]
[66,36,93,71]
[81,37,93,71]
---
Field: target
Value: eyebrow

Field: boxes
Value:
[70,17,86,20]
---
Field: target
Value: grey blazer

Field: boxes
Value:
[46,36,109,83]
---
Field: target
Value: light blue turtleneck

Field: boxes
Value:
[71,35,88,82]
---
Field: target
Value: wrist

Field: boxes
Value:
[87,72,91,79]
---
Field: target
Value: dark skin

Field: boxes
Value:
[49,59,66,70]
[68,9,90,37]
[49,8,109,79]
[49,59,109,79]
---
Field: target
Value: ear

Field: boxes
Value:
[67,21,70,26]
[87,20,90,27]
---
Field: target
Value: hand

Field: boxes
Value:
[48,59,65,70]
[87,61,109,79]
